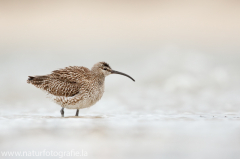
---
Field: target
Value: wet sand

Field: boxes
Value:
[0,112,240,159]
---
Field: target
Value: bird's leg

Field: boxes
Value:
[60,108,64,117]
[75,109,79,116]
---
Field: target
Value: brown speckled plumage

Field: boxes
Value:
[27,62,135,117]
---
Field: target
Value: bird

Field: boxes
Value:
[27,62,135,117]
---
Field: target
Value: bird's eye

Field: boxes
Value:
[103,68,107,70]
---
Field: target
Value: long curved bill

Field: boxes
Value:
[111,70,135,82]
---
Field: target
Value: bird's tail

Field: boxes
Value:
[27,76,49,86]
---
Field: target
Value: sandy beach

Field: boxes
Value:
[1,1,240,158]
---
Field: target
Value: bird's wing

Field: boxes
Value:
[50,66,91,83]
[28,66,91,97]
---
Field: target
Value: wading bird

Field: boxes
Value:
[27,62,135,117]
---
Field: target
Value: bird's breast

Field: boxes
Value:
[87,80,105,104]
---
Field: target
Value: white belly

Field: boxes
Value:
[47,84,105,109]
[63,97,100,109]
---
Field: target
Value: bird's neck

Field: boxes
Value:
[91,69,105,85]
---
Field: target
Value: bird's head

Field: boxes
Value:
[92,62,135,82]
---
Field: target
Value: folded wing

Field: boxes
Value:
[27,66,91,97]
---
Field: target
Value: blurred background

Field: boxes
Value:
[0,0,240,159]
